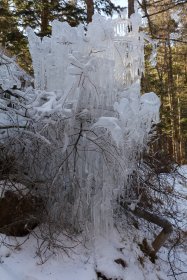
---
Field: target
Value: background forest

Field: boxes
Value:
[1,0,186,164]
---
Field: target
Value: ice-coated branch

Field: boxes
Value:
[0,10,161,238]
[25,11,160,237]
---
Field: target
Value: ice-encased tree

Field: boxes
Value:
[26,10,160,237]
[0,10,160,238]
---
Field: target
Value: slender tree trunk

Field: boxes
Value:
[86,0,94,23]
[140,0,154,36]
[128,0,135,18]
[178,97,183,163]
[167,40,179,162]
[41,0,49,37]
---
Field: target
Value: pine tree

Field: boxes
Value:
[0,0,31,70]
[140,0,187,163]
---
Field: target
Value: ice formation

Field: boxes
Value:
[0,11,160,238]
[0,53,33,139]
[26,11,160,237]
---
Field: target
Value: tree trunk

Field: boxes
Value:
[121,203,173,254]
[86,0,94,23]
[41,0,49,37]
[128,0,135,18]
[167,39,180,162]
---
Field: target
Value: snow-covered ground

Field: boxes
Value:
[0,166,187,280]
[0,232,168,280]
[158,165,187,280]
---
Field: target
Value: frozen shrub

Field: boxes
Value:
[0,11,160,239]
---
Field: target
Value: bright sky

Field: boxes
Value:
[113,0,127,7]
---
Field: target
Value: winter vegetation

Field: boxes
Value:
[0,1,187,280]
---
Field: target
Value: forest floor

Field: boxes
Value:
[0,166,187,280]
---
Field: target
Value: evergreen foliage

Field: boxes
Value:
[140,0,187,163]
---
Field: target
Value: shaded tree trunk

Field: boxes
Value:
[86,0,94,23]
[128,0,135,18]
[121,203,173,254]
[41,0,49,37]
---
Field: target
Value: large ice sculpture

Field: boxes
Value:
[26,11,160,237]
